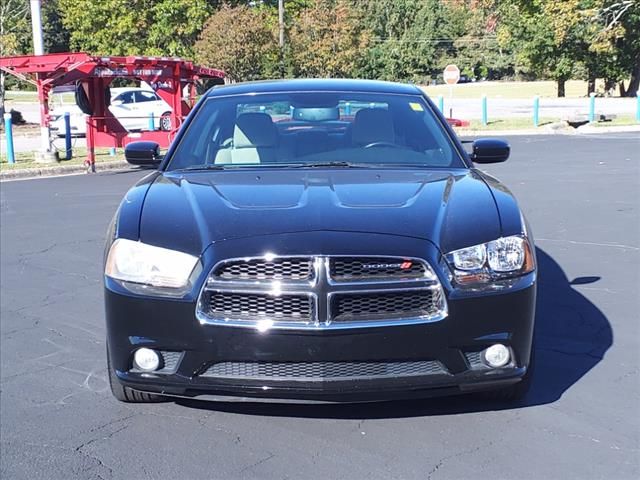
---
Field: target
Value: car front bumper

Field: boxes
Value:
[105,271,535,403]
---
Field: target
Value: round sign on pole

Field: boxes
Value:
[443,64,460,85]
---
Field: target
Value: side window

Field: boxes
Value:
[116,92,135,104]
[135,91,157,103]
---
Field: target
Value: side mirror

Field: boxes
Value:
[124,141,162,167]
[471,138,510,163]
[111,99,124,106]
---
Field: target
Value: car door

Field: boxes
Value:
[134,90,165,129]
[109,91,137,130]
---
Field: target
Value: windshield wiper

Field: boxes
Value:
[176,164,229,171]
[177,162,314,171]
[293,161,372,168]
[175,161,376,171]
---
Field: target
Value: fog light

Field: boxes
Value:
[133,348,160,371]
[483,344,510,368]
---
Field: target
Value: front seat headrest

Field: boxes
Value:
[234,112,278,148]
[352,108,394,146]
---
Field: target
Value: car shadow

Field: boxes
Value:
[176,247,612,418]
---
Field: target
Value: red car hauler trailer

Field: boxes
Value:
[0,52,225,169]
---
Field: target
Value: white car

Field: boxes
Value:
[50,87,173,136]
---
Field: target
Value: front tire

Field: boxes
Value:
[107,345,165,403]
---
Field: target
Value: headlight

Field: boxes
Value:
[105,239,199,291]
[446,235,534,286]
[487,236,526,272]
[451,244,485,270]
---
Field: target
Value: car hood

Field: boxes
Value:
[139,168,503,255]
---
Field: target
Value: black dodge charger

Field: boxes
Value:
[104,79,536,404]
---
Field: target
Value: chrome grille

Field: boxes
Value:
[213,257,313,282]
[200,360,447,379]
[208,292,313,322]
[332,290,441,321]
[197,255,447,330]
[330,257,426,282]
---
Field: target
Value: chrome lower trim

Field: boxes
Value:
[195,311,447,331]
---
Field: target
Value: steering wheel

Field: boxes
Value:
[363,142,400,149]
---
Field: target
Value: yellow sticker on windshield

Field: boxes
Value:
[409,102,424,112]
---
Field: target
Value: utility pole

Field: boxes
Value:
[30,0,44,55]
[30,0,52,157]
[278,0,284,78]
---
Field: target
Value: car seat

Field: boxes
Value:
[215,112,279,164]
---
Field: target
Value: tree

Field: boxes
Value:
[0,0,31,116]
[58,0,212,57]
[42,0,70,53]
[591,0,640,96]
[497,0,639,97]
[353,0,461,82]
[445,0,514,80]
[194,4,278,81]
[497,0,587,97]
[287,0,371,78]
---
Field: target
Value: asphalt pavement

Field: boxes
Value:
[1,133,638,479]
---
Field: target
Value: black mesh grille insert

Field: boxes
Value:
[330,257,426,281]
[160,351,182,371]
[214,258,312,281]
[208,292,312,321]
[200,360,446,379]
[465,351,489,370]
[333,290,439,321]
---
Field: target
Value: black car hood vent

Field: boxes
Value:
[139,169,501,255]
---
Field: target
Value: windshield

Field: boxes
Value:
[166,91,464,170]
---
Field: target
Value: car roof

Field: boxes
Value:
[206,78,423,97]
[111,87,153,94]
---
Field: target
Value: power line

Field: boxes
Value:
[372,37,499,44]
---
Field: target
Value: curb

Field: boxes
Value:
[0,160,131,182]
[455,126,571,136]
[454,124,639,136]
[575,124,640,134]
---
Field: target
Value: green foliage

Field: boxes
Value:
[2,0,638,97]
[42,0,71,53]
[287,0,371,78]
[194,4,278,81]
[354,0,459,82]
[58,0,212,57]
[0,0,31,57]
[496,0,640,95]
[444,0,514,80]
[0,0,33,99]
[592,0,640,96]
[497,1,581,91]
